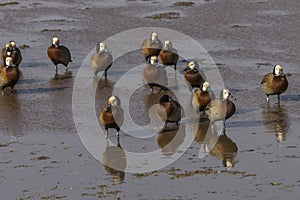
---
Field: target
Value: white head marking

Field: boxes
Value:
[99,42,107,52]
[188,61,196,70]
[108,96,120,107]
[274,65,283,76]
[5,57,13,67]
[202,82,210,91]
[150,56,158,64]
[223,89,231,99]
[10,41,16,47]
[151,32,158,41]
[52,37,59,46]
[164,40,172,48]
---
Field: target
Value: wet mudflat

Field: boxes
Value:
[1,0,300,199]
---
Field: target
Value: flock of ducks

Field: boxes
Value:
[96,32,289,137]
[0,37,72,95]
[0,41,22,95]
[0,32,289,139]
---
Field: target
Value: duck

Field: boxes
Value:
[1,43,11,64]
[9,41,22,67]
[159,40,179,70]
[156,95,182,127]
[91,42,113,79]
[100,96,124,138]
[0,57,20,95]
[206,89,236,126]
[192,81,214,113]
[184,61,205,88]
[141,32,163,63]
[261,64,288,103]
[47,37,72,75]
[143,56,168,92]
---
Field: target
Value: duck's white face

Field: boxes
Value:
[223,89,231,99]
[10,41,16,47]
[150,56,158,64]
[225,158,233,168]
[202,82,210,91]
[274,65,283,76]
[99,42,106,52]
[164,40,172,48]
[5,57,13,67]
[188,61,196,70]
[277,132,285,142]
[52,37,59,46]
[108,96,120,107]
[151,32,158,41]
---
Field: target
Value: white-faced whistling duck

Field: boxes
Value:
[100,96,124,138]
[47,37,72,75]
[159,40,179,70]
[141,32,163,63]
[91,42,113,79]
[261,64,288,103]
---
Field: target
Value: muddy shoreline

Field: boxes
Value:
[0,0,300,199]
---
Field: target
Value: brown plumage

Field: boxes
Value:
[91,42,113,79]
[100,96,124,137]
[206,89,236,126]
[261,65,288,103]
[143,56,168,92]
[0,57,20,95]
[156,95,182,127]
[47,37,72,74]
[141,32,163,63]
[225,99,236,120]
[159,40,179,70]
[184,61,205,88]
[192,82,213,113]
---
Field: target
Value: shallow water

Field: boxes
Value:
[1,0,300,199]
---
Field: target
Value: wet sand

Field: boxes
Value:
[1,0,300,199]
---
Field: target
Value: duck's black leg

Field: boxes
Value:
[116,127,120,137]
[104,70,108,80]
[55,65,58,75]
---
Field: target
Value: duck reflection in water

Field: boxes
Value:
[193,118,210,144]
[196,122,238,169]
[209,129,238,169]
[94,78,114,101]
[0,94,21,136]
[157,124,186,156]
[102,137,126,184]
[262,103,290,142]
[52,69,72,80]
